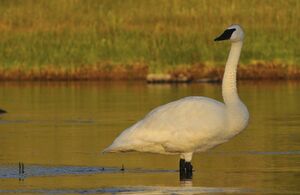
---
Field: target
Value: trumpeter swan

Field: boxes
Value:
[103,24,249,178]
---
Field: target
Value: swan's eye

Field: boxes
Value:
[214,28,236,41]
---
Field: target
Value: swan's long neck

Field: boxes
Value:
[222,41,243,105]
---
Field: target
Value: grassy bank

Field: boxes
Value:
[0,0,299,80]
[1,63,299,82]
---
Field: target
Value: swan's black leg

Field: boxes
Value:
[179,159,186,180]
[185,162,193,179]
[179,159,185,172]
[179,159,193,180]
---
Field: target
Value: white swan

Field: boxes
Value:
[103,24,249,177]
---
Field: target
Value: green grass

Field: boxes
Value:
[0,0,299,74]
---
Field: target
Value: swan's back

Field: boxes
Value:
[103,96,228,154]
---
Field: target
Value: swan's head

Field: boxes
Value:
[214,24,244,42]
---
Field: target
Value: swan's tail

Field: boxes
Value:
[102,143,135,154]
[101,146,116,153]
[102,144,124,153]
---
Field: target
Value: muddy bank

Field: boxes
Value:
[0,63,299,82]
[0,63,148,81]
[156,63,300,83]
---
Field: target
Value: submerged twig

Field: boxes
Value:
[18,162,25,181]
[120,164,125,171]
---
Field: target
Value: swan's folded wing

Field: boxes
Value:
[103,96,227,153]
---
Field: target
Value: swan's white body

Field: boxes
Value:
[103,25,249,162]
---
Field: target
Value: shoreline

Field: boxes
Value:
[0,63,299,82]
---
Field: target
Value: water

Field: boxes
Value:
[0,81,299,194]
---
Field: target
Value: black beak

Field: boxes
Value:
[214,28,236,41]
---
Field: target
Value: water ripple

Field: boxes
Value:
[0,165,175,179]
[0,186,255,194]
[0,186,298,194]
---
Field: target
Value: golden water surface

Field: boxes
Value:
[0,81,299,194]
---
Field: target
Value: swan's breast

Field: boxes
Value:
[226,102,249,137]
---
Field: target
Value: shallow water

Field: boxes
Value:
[0,81,300,194]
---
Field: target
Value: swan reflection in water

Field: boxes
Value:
[180,178,193,187]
